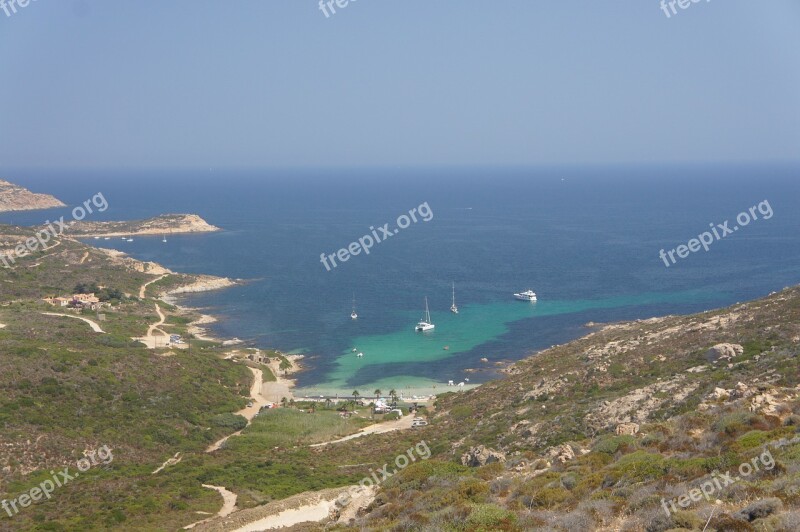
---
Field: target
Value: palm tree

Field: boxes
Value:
[351,390,360,411]
[389,389,398,407]
[374,389,382,401]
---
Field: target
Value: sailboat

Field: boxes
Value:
[350,294,358,320]
[450,282,458,314]
[162,234,167,243]
[415,297,435,332]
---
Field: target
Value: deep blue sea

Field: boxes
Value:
[3,166,799,394]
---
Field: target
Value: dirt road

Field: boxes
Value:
[41,312,105,333]
[206,367,268,452]
[310,414,415,448]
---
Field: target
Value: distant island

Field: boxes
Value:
[0,179,65,212]
[64,213,221,237]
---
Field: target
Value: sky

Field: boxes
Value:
[0,0,799,169]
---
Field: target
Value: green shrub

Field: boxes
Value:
[714,411,769,436]
[451,405,475,421]
[611,451,667,483]
[388,460,469,490]
[465,504,519,531]
[211,413,247,431]
[736,430,770,450]
[532,486,571,508]
[593,435,637,454]
[457,478,490,503]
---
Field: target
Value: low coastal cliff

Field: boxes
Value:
[0,179,65,212]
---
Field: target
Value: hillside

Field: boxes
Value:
[340,287,800,531]
[0,180,65,213]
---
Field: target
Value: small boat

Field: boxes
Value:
[126,238,134,242]
[103,237,110,240]
[162,234,167,243]
[415,297,435,332]
[514,289,537,302]
[450,282,458,314]
[356,352,364,358]
[93,236,100,240]
[350,294,358,320]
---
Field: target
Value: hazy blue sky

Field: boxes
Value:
[1,1,798,168]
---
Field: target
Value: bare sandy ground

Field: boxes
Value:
[260,355,302,403]
[134,303,178,349]
[183,484,238,530]
[232,499,333,531]
[191,487,353,532]
[41,312,105,333]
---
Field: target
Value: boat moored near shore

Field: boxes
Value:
[514,289,537,302]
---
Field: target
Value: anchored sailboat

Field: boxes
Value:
[415,297,435,332]
[450,282,458,314]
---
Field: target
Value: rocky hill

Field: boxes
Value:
[64,213,220,237]
[0,179,65,212]
[344,287,800,531]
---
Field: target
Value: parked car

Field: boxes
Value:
[411,420,428,427]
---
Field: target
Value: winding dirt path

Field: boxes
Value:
[139,273,168,299]
[151,452,182,475]
[183,485,238,530]
[79,251,89,264]
[136,303,170,349]
[41,312,105,333]
[206,367,268,452]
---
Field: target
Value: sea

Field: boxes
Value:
[3,165,799,395]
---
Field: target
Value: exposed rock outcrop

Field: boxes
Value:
[546,444,576,464]
[705,343,744,363]
[615,422,640,435]
[461,445,506,467]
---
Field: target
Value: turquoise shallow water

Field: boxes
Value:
[3,166,799,392]
[323,290,717,391]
